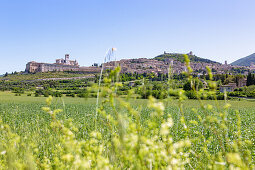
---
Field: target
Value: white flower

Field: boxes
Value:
[160,118,173,135]
[155,102,164,111]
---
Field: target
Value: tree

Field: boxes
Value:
[183,78,203,91]
[4,72,8,77]
[247,73,254,86]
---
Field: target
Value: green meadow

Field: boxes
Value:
[0,91,254,143]
[0,91,254,168]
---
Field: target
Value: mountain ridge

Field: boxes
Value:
[231,53,255,66]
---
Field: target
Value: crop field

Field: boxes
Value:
[0,91,254,169]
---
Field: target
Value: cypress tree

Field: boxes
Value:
[253,74,255,85]
[247,72,254,86]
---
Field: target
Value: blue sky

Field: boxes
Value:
[1,0,255,74]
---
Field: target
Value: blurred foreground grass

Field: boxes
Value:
[0,91,254,169]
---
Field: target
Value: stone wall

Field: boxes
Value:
[40,63,79,72]
[79,66,101,73]
[26,62,79,73]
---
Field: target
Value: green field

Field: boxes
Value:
[0,91,254,169]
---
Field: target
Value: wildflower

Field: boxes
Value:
[171,158,179,165]
[0,151,6,155]
[189,120,198,125]
[46,96,53,106]
[160,120,172,136]
[207,104,213,110]
[148,96,165,116]
[226,153,243,167]
[62,154,74,162]
[42,107,50,113]
[224,103,231,109]
[154,102,165,112]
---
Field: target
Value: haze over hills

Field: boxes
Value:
[231,53,255,66]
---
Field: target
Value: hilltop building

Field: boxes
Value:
[25,54,80,73]
[55,54,79,66]
[187,51,193,56]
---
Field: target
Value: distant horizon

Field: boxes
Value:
[1,0,255,74]
[1,50,255,74]
[1,50,253,75]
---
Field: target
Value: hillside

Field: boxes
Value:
[231,53,255,66]
[0,72,94,82]
[154,53,219,64]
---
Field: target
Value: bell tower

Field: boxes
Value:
[65,54,70,64]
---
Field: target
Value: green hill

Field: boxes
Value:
[154,53,219,64]
[231,53,255,66]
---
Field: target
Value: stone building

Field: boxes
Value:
[25,62,80,73]
[237,78,247,87]
[55,54,79,66]
[25,61,42,73]
[25,54,79,73]
[220,83,237,92]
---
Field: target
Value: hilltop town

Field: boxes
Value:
[25,52,255,76]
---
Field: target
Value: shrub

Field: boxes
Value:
[77,93,88,98]
[34,93,40,97]
[53,91,62,97]
[66,93,75,97]
[43,91,50,97]
[185,90,197,99]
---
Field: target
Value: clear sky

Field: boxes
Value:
[1,0,255,74]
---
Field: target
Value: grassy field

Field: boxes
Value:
[0,91,254,168]
[0,91,254,142]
